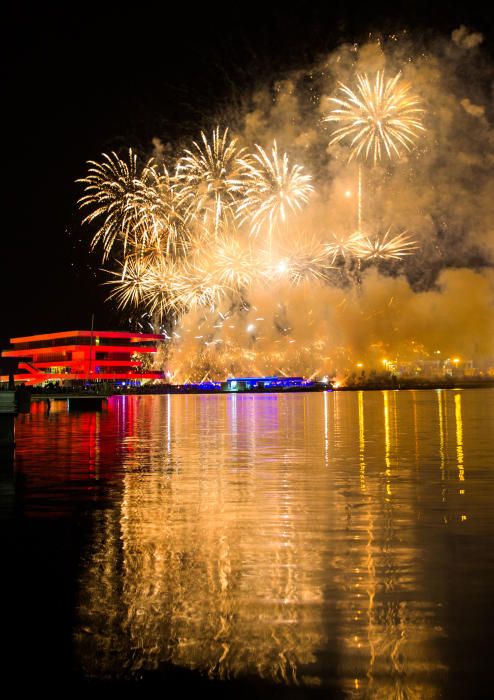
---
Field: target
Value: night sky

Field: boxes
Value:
[3,1,494,349]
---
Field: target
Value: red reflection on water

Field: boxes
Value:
[14,397,143,516]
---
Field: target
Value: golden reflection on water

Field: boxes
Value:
[437,390,446,502]
[71,390,494,694]
[455,392,465,483]
[77,394,326,685]
[324,390,329,468]
[383,391,392,499]
[358,391,365,492]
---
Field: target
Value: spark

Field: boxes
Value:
[325,71,425,163]
[142,258,191,317]
[276,260,289,275]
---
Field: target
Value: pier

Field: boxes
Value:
[31,394,109,411]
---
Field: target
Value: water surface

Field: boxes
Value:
[4,389,494,697]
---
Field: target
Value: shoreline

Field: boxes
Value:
[27,378,494,399]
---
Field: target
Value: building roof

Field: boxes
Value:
[9,330,163,344]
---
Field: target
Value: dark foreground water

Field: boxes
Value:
[2,389,494,698]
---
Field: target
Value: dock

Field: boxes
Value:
[0,392,16,446]
[31,394,109,411]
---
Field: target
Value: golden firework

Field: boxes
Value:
[105,256,153,309]
[353,228,418,260]
[273,236,334,286]
[78,150,167,260]
[175,127,250,235]
[325,71,425,163]
[204,236,260,291]
[237,141,314,243]
[153,165,192,257]
[80,119,422,382]
[323,231,366,262]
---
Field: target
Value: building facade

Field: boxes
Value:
[0,330,164,385]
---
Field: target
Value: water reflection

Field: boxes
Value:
[76,394,326,684]
[455,393,465,483]
[12,390,494,695]
[358,391,365,492]
[437,390,446,501]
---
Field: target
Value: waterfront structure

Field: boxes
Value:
[174,377,312,393]
[0,330,164,386]
[0,391,16,445]
[222,376,309,391]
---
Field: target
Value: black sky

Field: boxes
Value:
[3,1,494,348]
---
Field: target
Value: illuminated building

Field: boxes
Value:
[222,376,308,391]
[0,330,164,385]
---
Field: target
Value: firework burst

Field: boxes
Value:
[204,236,260,291]
[175,127,250,235]
[153,165,192,257]
[79,98,424,382]
[325,71,425,163]
[142,259,192,317]
[105,257,153,309]
[353,228,418,260]
[170,265,227,311]
[273,237,334,285]
[237,141,314,243]
[78,150,167,260]
[323,231,366,262]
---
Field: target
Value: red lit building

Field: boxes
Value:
[0,330,165,385]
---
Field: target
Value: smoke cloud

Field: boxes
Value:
[155,29,494,380]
